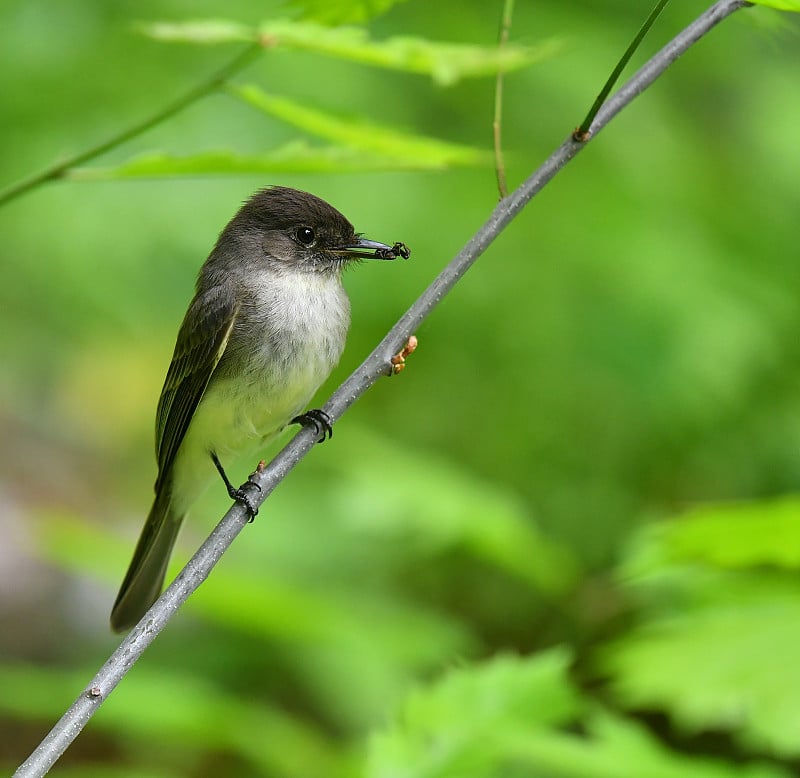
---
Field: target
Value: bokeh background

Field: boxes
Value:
[2,0,800,776]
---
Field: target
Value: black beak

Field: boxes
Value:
[338,237,410,260]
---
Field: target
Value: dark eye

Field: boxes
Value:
[296,227,316,246]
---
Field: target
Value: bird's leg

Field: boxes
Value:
[210,451,261,521]
[292,409,333,442]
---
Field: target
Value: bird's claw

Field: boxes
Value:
[228,482,261,522]
[292,409,333,442]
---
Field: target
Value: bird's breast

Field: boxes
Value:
[207,271,350,451]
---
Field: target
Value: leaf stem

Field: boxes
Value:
[0,43,262,208]
[493,0,515,198]
[574,0,671,140]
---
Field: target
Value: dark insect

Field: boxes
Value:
[376,241,411,260]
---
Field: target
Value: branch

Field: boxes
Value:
[0,43,262,208]
[13,1,751,775]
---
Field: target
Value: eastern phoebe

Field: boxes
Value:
[110,186,408,632]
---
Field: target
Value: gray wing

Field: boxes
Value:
[154,286,239,493]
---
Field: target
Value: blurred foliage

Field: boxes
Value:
[366,651,790,778]
[140,18,558,85]
[750,0,800,11]
[288,0,410,26]
[1,0,800,776]
[604,498,800,759]
[73,82,493,179]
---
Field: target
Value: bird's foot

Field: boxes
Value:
[292,409,333,442]
[230,482,262,523]
[211,452,261,521]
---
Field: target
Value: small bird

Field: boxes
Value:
[110,186,408,632]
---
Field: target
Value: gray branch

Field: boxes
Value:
[13,1,751,775]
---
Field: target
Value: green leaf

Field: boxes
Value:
[747,0,800,10]
[604,503,800,759]
[140,18,561,85]
[229,84,490,167]
[367,649,581,778]
[367,651,788,778]
[141,19,255,44]
[604,565,800,758]
[621,496,800,579]
[67,143,462,180]
[262,20,559,86]
[288,0,410,25]
[503,708,789,778]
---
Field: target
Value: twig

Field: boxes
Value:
[574,0,671,140]
[0,43,262,208]
[493,0,515,198]
[12,2,751,775]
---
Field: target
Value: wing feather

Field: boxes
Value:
[154,286,238,492]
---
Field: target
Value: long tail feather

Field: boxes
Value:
[110,487,184,633]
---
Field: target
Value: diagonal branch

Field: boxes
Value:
[13,1,751,775]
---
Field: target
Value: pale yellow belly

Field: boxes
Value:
[169,357,332,513]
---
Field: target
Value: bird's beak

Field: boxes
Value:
[337,237,410,260]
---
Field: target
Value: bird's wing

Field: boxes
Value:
[154,286,239,492]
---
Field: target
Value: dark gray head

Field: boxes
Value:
[201,186,398,283]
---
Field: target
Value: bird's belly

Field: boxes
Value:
[198,346,333,455]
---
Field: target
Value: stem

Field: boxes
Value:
[574,0,671,139]
[493,0,514,199]
[0,43,262,208]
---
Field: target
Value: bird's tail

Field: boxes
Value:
[110,487,184,633]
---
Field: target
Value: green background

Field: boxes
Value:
[2,0,799,776]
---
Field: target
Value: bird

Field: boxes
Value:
[110,186,408,632]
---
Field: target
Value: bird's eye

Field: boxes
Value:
[296,227,316,246]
